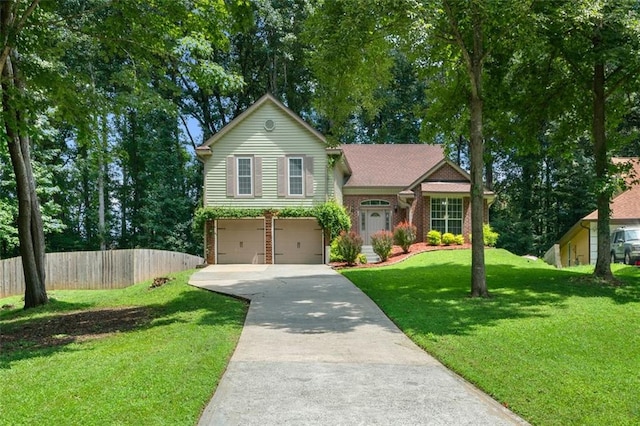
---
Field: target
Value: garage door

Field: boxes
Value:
[274,219,323,264]
[217,219,265,264]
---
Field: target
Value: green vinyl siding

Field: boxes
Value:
[204,102,332,208]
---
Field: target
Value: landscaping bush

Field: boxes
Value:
[357,253,368,264]
[468,224,500,247]
[329,238,344,262]
[371,230,394,261]
[393,221,417,253]
[442,232,456,245]
[335,231,363,265]
[484,224,499,247]
[454,234,465,245]
[427,230,442,246]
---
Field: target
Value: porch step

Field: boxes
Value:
[361,245,381,264]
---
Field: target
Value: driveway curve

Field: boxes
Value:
[189,264,528,426]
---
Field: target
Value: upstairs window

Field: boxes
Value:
[237,157,253,196]
[277,155,314,197]
[288,157,304,196]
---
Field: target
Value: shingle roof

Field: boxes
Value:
[341,144,445,187]
[584,158,640,220]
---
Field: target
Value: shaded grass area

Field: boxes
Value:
[0,270,247,425]
[343,249,640,425]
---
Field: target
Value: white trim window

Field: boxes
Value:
[236,157,253,196]
[288,157,304,196]
[431,197,462,235]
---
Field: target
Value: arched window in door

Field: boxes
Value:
[360,200,390,206]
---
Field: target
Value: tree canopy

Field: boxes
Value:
[2,0,639,308]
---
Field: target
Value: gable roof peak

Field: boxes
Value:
[197,93,326,155]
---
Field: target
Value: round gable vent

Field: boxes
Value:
[264,119,276,132]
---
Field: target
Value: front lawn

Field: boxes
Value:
[0,270,247,425]
[342,249,640,425]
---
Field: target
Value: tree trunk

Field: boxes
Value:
[592,59,614,280]
[1,55,48,308]
[468,2,488,298]
[470,90,488,297]
[99,115,107,251]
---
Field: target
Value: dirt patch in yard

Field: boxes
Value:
[1,306,152,353]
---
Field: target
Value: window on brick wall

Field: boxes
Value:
[431,197,462,235]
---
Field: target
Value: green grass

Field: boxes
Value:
[342,249,640,426]
[0,270,247,426]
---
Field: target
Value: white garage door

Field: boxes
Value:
[217,219,265,264]
[274,219,323,264]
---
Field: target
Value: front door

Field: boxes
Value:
[362,209,390,244]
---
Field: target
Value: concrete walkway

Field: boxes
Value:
[189,264,528,426]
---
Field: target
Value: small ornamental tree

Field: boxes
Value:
[393,221,416,254]
[427,230,442,245]
[371,230,394,261]
[336,231,363,265]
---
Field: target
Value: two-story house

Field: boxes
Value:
[196,94,494,265]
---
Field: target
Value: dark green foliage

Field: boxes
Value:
[393,221,416,254]
[114,110,201,255]
[193,201,351,242]
[371,230,394,262]
[491,151,596,256]
[312,199,351,240]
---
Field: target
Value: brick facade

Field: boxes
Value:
[422,196,488,243]
[343,194,408,238]
[205,220,216,264]
[428,163,467,181]
[341,189,490,244]
[414,188,425,242]
[264,211,274,264]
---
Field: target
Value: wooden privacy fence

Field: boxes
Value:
[0,249,204,298]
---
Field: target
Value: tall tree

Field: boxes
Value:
[410,0,494,296]
[533,0,640,279]
[408,0,529,297]
[1,0,240,308]
[1,0,49,307]
[307,0,531,296]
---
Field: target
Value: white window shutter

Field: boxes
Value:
[277,157,286,196]
[305,156,314,196]
[254,157,263,197]
[226,156,235,197]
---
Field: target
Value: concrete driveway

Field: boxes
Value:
[189,264,528,425]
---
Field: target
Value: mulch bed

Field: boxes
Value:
[1,276,181,354]
[1,306,153,354]
[330,242,472,269]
